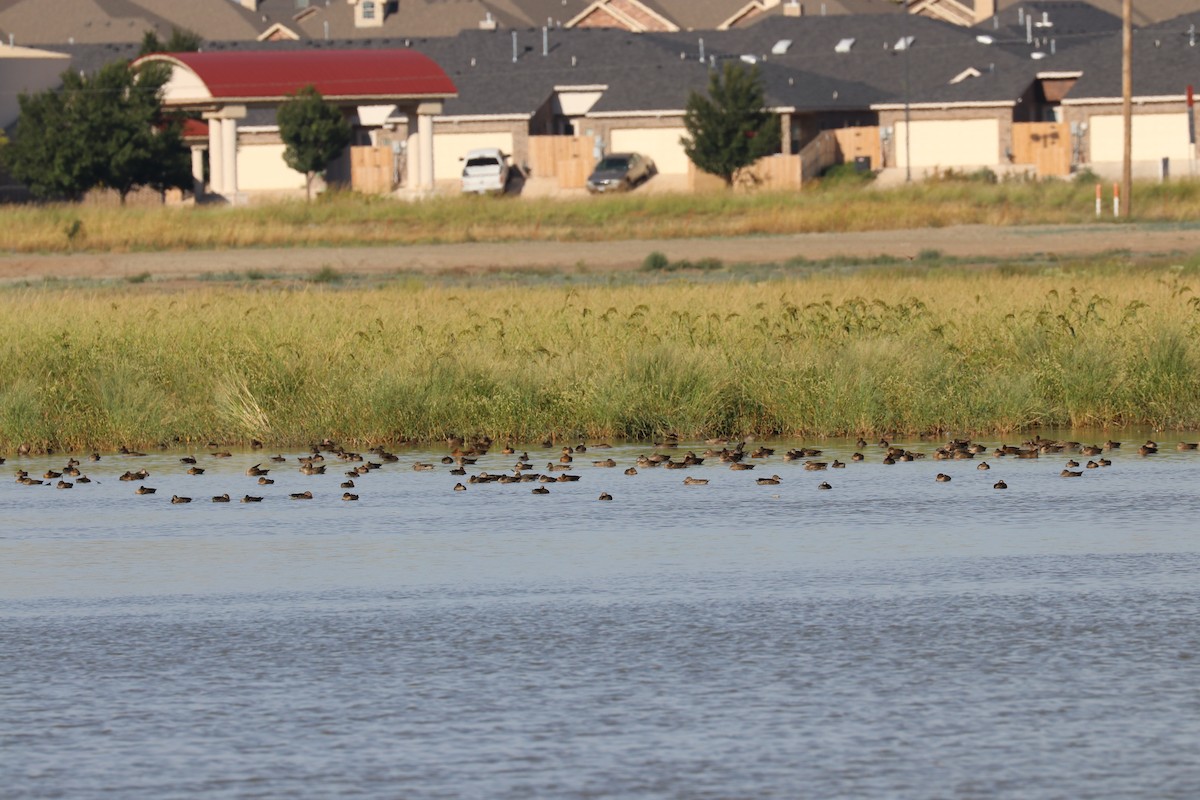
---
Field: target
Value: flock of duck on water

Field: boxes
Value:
[4,433,1190,504]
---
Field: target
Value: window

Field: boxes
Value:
[362,1,376,20]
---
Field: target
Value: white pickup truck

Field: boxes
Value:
[460,148,511,195]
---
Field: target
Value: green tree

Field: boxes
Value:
[2,60,190,203]
[139,26,203,56]
[277,86,352,201]
[681,62,781,187]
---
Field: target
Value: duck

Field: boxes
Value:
[241,495,263,503]
[1138,444,1157,456]
[624,467,638,476]
[89,452,101,462]
[341,479,355,488]
[135,486,156,494]
[211,451,232,458]
[993,480,1008,489]
[299,463,326,475]
[180,456,197,464]
[593,458,618,467]
[756,475,781,485]
[43,470,62,479]
[245,464,270,476]
[1098,458,1112,467]
[856,438,868,448]
[258,477,274,485]
[171,495,192,504]
[729,462,755,470]
[412,463,436,471]
[935,473,951,482]
[212,494,231,503]
[1177,442,1199,451]
[270,454,287,463]
[532,486,550,494]
[342,492,359,501]
[453,483,467,491]
[1086,460,1099,469]
[1104,440,1121,450]
[546,462,571,472]
[187,466,205,475]
[56,480,73,489]
[76,476,92,484]
[1061,469,1082,477]
[804,461,827,471]
[683,476,709,485]
[1080,445,1103,456]
[290,490,314,500]
[1065,459,1079,468]
[977,461,990,470]
[598,492,613,501]
[556,474,581,482]
[851,452,864,462]
[817,481,832,490]
[831,460,845,468]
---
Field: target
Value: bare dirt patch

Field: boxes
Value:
[3,223,1200,283]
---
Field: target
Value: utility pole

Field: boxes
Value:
[903,0,912,182]
[1121,0,1132,217]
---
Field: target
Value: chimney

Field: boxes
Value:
[784,0,801,16]
[479,12,497,31]
[974,0,996,24]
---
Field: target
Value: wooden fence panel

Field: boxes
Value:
[833,127,882,171]
[1012,122,1071,177]
[529,135,595,184]
[351,146,395,194]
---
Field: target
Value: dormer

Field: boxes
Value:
[348,0,387,28]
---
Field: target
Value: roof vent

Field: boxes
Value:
[740,54,758,64]
[975,35,994,45]
[834,37,854,53]
[1031,51,1046,60]
[772,39,792,55]
[894,36,914,51]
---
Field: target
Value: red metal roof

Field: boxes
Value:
[147,49,456,102]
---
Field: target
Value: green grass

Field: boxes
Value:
[4,257,1200,451]
[4,179,1200,254]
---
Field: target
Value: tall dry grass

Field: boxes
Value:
[4,180,1200,254]
[3,259,1200,450]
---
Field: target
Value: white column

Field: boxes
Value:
[221,117,238,199]
[418,111,434,191]
[208,119,224,194]
[405,114,419,189]
[191,146,206,196]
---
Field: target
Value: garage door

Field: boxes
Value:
[895,119,1000,169]
[1089,114,1190,162]
[433,132,515,184]
[610,127,690,175]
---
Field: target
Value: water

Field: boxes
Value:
[4,433,1200,798]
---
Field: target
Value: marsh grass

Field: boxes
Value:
[4,258,1200,450]
[4,180,1200,254]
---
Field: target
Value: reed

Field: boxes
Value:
[4,179,1200,253]
[3,259,1200,451]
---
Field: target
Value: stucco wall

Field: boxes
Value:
[236,141,306,191]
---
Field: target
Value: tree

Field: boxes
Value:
[277,86,352,201]
[139,26,203,57]
[681,62,781,188]
[2,60,191,203]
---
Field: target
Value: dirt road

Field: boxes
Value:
[3,222,1200,281]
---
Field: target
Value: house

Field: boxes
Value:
[133,48,457,201]
[0,41,71,200]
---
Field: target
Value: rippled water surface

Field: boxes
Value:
[3,432,1200,798]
